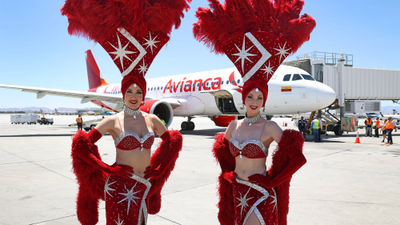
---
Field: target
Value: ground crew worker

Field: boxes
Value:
[311,116,321,142]
[385,117,395,145]
[381,119,387,143]
[374,118,381,138]
[298,116,307,139]
[76,114,83,130]
[318,117,323,142]
[364,117,373,137]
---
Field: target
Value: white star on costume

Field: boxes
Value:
[137,60,148,75]
[143,32,159,54]
[236,188,254,217]
[261,62,274,75]
[269,190,278,212]
[232,37,257,73]
[109,33,136,70]
[104,178,116,197]
[114,214,124,225]
[273,42,290,62]
[118,183,141,215]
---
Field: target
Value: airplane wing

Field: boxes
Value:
[0,84,121,104]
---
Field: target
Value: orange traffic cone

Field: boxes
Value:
[355,132,360,143]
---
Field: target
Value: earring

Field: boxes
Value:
[239,104,245,110]
[141,101,145,106]
[262,107,266,112]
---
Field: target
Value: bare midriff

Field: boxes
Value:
[115,148,151,178]
[234,157,267,180]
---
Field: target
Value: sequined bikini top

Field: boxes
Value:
[114,115,154,151]
[229,137,267,159]
[115,131,155,151]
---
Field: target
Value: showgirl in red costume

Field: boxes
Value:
[194,0,315,224]
[61,0,191,224]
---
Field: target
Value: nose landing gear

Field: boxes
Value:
[181,117,195,131]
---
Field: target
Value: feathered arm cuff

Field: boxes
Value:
[212,132,235,172]
[212,132,235,225]
[146,130,183,214]
[71,129,106,225]
[71,129,134,225]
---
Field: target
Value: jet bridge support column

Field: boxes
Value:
[337,57,345,117]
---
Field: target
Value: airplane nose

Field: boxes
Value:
[316,84,336,108]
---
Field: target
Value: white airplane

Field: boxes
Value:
[0,50,336,130]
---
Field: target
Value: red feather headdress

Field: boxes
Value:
[62,0,191,99]
[193,0,315,106]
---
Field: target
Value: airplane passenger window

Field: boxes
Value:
[292,74,302,81]
[237,79,240,84]
[283,74,291,81]
[221,81,224,85]
[301,74,315,81]
[226,80,229,84]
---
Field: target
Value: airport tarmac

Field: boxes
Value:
[0,114,399,225]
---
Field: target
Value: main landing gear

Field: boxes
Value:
[181,117,195,131]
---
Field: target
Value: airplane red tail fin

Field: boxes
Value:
[85,50,108,89]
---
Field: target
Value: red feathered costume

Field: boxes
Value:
[62,0,191,224]
[194,0,315,224]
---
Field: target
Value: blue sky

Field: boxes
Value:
[0,0,399,109]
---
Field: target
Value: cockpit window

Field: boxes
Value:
[283,74,291,81]
[292,74,303,81]
[301,74,315,81]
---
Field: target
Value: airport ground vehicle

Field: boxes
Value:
[37,117,54,125]
[10,114,54,125]
[68,117,101,131]
[10,114,40,124]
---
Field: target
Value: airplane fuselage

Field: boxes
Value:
[90,65,336,116]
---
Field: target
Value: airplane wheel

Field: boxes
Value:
[181,121,188,130]
[188,121,195,131]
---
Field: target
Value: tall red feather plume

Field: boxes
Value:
[62,0,191,43]
[193,0,315,54]
[194,0,315,106]
[62,0,191,98]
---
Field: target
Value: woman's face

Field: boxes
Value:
[244,89,264,114]
[124,83,143,109]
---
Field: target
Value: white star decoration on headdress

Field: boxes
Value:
[109,33,136,70]
[138,60,148,75]
[143,32,159,54]
[232,37,257,73]
[273,42,290,62]
[261,61,274,75]
[118,183,141,215]
[104,177,116,197]
[114,214,124,225]
[236,188,254,217]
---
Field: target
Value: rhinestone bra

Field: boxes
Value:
[115,131,155,151]
[229,137,267,159]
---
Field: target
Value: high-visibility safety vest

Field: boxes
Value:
[365,119,372,125]
[386,121,395,129]
[375,120,380,128]
[382,123,386,131]
[312,119,320,129]
[76,117,82,123]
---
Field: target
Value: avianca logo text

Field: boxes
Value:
[163,77,222,93]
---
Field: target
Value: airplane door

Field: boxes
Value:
[209,90,239,114]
